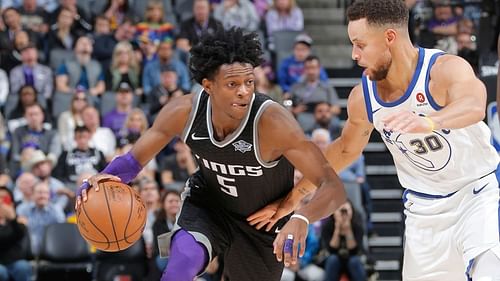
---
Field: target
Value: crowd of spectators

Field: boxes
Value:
[0,0,487,280]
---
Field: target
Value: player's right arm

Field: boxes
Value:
[76,94,194,208]
[248,85,374,228]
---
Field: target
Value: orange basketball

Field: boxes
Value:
[77,180,147,252]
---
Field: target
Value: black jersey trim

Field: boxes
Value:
[206,93,256,148]
[253,100,280,168]
[181,89,204,143]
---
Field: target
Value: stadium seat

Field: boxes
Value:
[271,30,303,68]
[48,49,75,71]
[51,91,74,120]
[36,223,92,281]
[99,91,118,116]
[94,238,147,281]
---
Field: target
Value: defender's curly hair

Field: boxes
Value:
[347,0,408,27]
[189,27,263,84]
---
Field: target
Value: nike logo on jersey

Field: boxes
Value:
[275,227,280,233]
[191,133,209,141]
[373,108,382,114]
[472,183,488,195]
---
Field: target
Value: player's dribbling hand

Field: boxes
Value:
[382,111,435,134]
[75,173,121,210]
[273,216,308,267]
[247,199,295,231]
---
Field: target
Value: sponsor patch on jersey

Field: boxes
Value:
[416,93,425,103]
[232,140,252,153]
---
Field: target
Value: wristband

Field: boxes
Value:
[423,116,435,132]
[290,214,310,225]
[76,151,143,197]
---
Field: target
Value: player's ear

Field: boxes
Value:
[202,78,213,95]
[385,28,397,46]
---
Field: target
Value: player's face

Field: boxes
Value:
[203,63,255,121]
[348,19,392,81]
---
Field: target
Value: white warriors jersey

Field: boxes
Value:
[362,47,499,195]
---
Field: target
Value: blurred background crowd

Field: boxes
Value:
[0,0,496,281]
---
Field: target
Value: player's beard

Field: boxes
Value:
[369,57,391,81]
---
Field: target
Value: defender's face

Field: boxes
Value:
[203,63,255,121]
[348,19,392,81]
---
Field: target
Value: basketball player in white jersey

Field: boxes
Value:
[251,0,500,279]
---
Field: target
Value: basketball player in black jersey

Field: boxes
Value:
[76,27,346,281]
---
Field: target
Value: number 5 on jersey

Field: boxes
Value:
[217,175,239,197]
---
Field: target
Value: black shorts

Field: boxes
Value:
[175,196,288,281]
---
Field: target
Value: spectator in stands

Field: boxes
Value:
[135,1,176,45]
[0,186,33,281]
[0,30,30,73]
[265,0,304,38]
[16,180,66,256]
[93,17,136,71]
[338,155,373,236]
[81,105,116,161]
[116,108,149,148]
[306,101,341,140]
[12,171,36,205]
[23,149,74,210]
[53,126,107,190]
[0,69,8,111]
[44,7,82,60]
[9,44,53,107]
[254,62,284,104]
[310,128,330,152]
[159,141,196,191]
[456,31,478,73]
[18,0,49,35]
[55,36,106,99]
[102,81,135,137]
[142,40,191,94]
[148,64,185,120]
[153,190,181,271]
[129,0,177,26]
[57,88,88,150]
[254,0,271,19]
[176,0,223,53]
[47,0,92,35]
[427,1,458,53]
[10,103,60,174]
[213,0,260,32]
[0,8,25,54]
[289,55,340,132]
[277,34,328,94]
[93,15,111,36]
[106,41,142,94]
[102,0,131,31]
[321,200,366,281]
[6,85,41,132]
[137,177,161,259]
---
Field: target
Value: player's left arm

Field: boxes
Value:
[384,55,487,133]
[258,103,346,266]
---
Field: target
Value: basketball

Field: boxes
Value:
[76,180,147,252]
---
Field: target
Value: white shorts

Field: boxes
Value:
[402,170,500,281]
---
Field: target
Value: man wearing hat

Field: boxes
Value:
[148,64,185,121]
[22,149,74,212]
[277,33,329,95]
[102,81,135,137]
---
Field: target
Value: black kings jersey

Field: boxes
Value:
[181,91,294,218]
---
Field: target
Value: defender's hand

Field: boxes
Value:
[247,199,295,231]
[272,216,308,267]
[75,174,121,210]
[382,111,436,134]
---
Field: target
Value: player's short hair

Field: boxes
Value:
[189,27,263,84]
[347,0,409,28]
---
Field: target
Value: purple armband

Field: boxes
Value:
[76,151,142,196]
